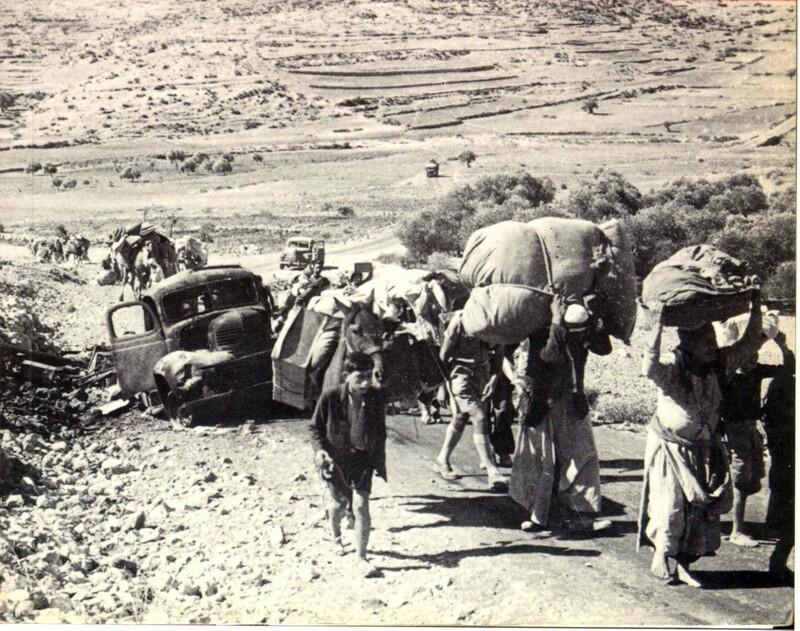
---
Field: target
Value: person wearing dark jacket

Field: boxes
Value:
[762,331,795,579]
[311,352,386,578]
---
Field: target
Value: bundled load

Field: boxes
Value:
[458,217,637,346]
[642,245,759,330]
[175,236,209,270]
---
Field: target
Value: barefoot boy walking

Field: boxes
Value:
[311,352,386,578]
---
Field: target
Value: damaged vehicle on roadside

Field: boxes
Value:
[106,265,276,426]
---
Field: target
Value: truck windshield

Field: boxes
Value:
[162,278,258,320]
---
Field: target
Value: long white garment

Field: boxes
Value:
[509,396,601,526]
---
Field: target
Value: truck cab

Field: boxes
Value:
[106,266,275,425]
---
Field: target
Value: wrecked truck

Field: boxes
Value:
[106,266,275,425]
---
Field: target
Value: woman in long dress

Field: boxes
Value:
[509,307,611,533]
[638,293,763,587]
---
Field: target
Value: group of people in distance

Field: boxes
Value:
[307,278,793,584]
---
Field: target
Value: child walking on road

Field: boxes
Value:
[311,352,386,578]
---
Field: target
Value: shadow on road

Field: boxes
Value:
[389,493,527,531]
[600,474,643,484]
[691,569,793,590]
[373,541,601,569]
[599,458,644,471]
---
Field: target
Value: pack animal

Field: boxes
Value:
[112,232,177,301]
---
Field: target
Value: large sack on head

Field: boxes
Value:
[460,218,602,297]
[596,219,637,342]
[458,217,637,343]
[642,245,758,330]
[461,284,553,346]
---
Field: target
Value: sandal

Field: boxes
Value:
[431,460,459,481]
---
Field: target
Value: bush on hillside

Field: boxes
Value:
[768,185,796,215]
[643,173,768,216]
[212,160,232,175]
[624,205,689,279]
[120,167,141,181]
[398,172,556,258]
[762,261,795,300]
[712,212,796,282]
[566,168,642,222]
[180,160,197,174]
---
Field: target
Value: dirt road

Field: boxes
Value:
[0,242,792,626]
[76,409,792,627]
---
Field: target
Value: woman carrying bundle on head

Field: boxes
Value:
[638,290,763,588]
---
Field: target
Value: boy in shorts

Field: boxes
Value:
[720,346,778,547]
[311,352,386,577]
[433,310,513,489]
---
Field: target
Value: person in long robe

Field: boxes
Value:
[638,294,763,587]
[510,306,611,534]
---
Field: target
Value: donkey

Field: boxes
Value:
[305,292,397,407]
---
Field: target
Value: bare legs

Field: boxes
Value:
[328,487,379,577]
[650,549,701,588]
[434,410,504,488]
[729,488,758,547]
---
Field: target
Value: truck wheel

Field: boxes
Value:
[165,392,195,428]
[279,263,287,269]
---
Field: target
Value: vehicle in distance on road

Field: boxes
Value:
[279,237,325,270]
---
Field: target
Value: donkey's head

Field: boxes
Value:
[337,291,401,388]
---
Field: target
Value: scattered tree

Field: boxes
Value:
[61,179,77,190]
[191,152,209,164]
[25,161,42,174]
[167,149,186,167]
[120,167,141,181]
[253,153,264,163]
[180,160,197,174]
[42,163,57,175]
[221,153,235,163]
[0,91,15,112]
[458,150,477,167]
[763,261,795,300]
[212,160,232,175]
[52,177,64,190]
[337,206,355,217]
[582,98,599,114]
